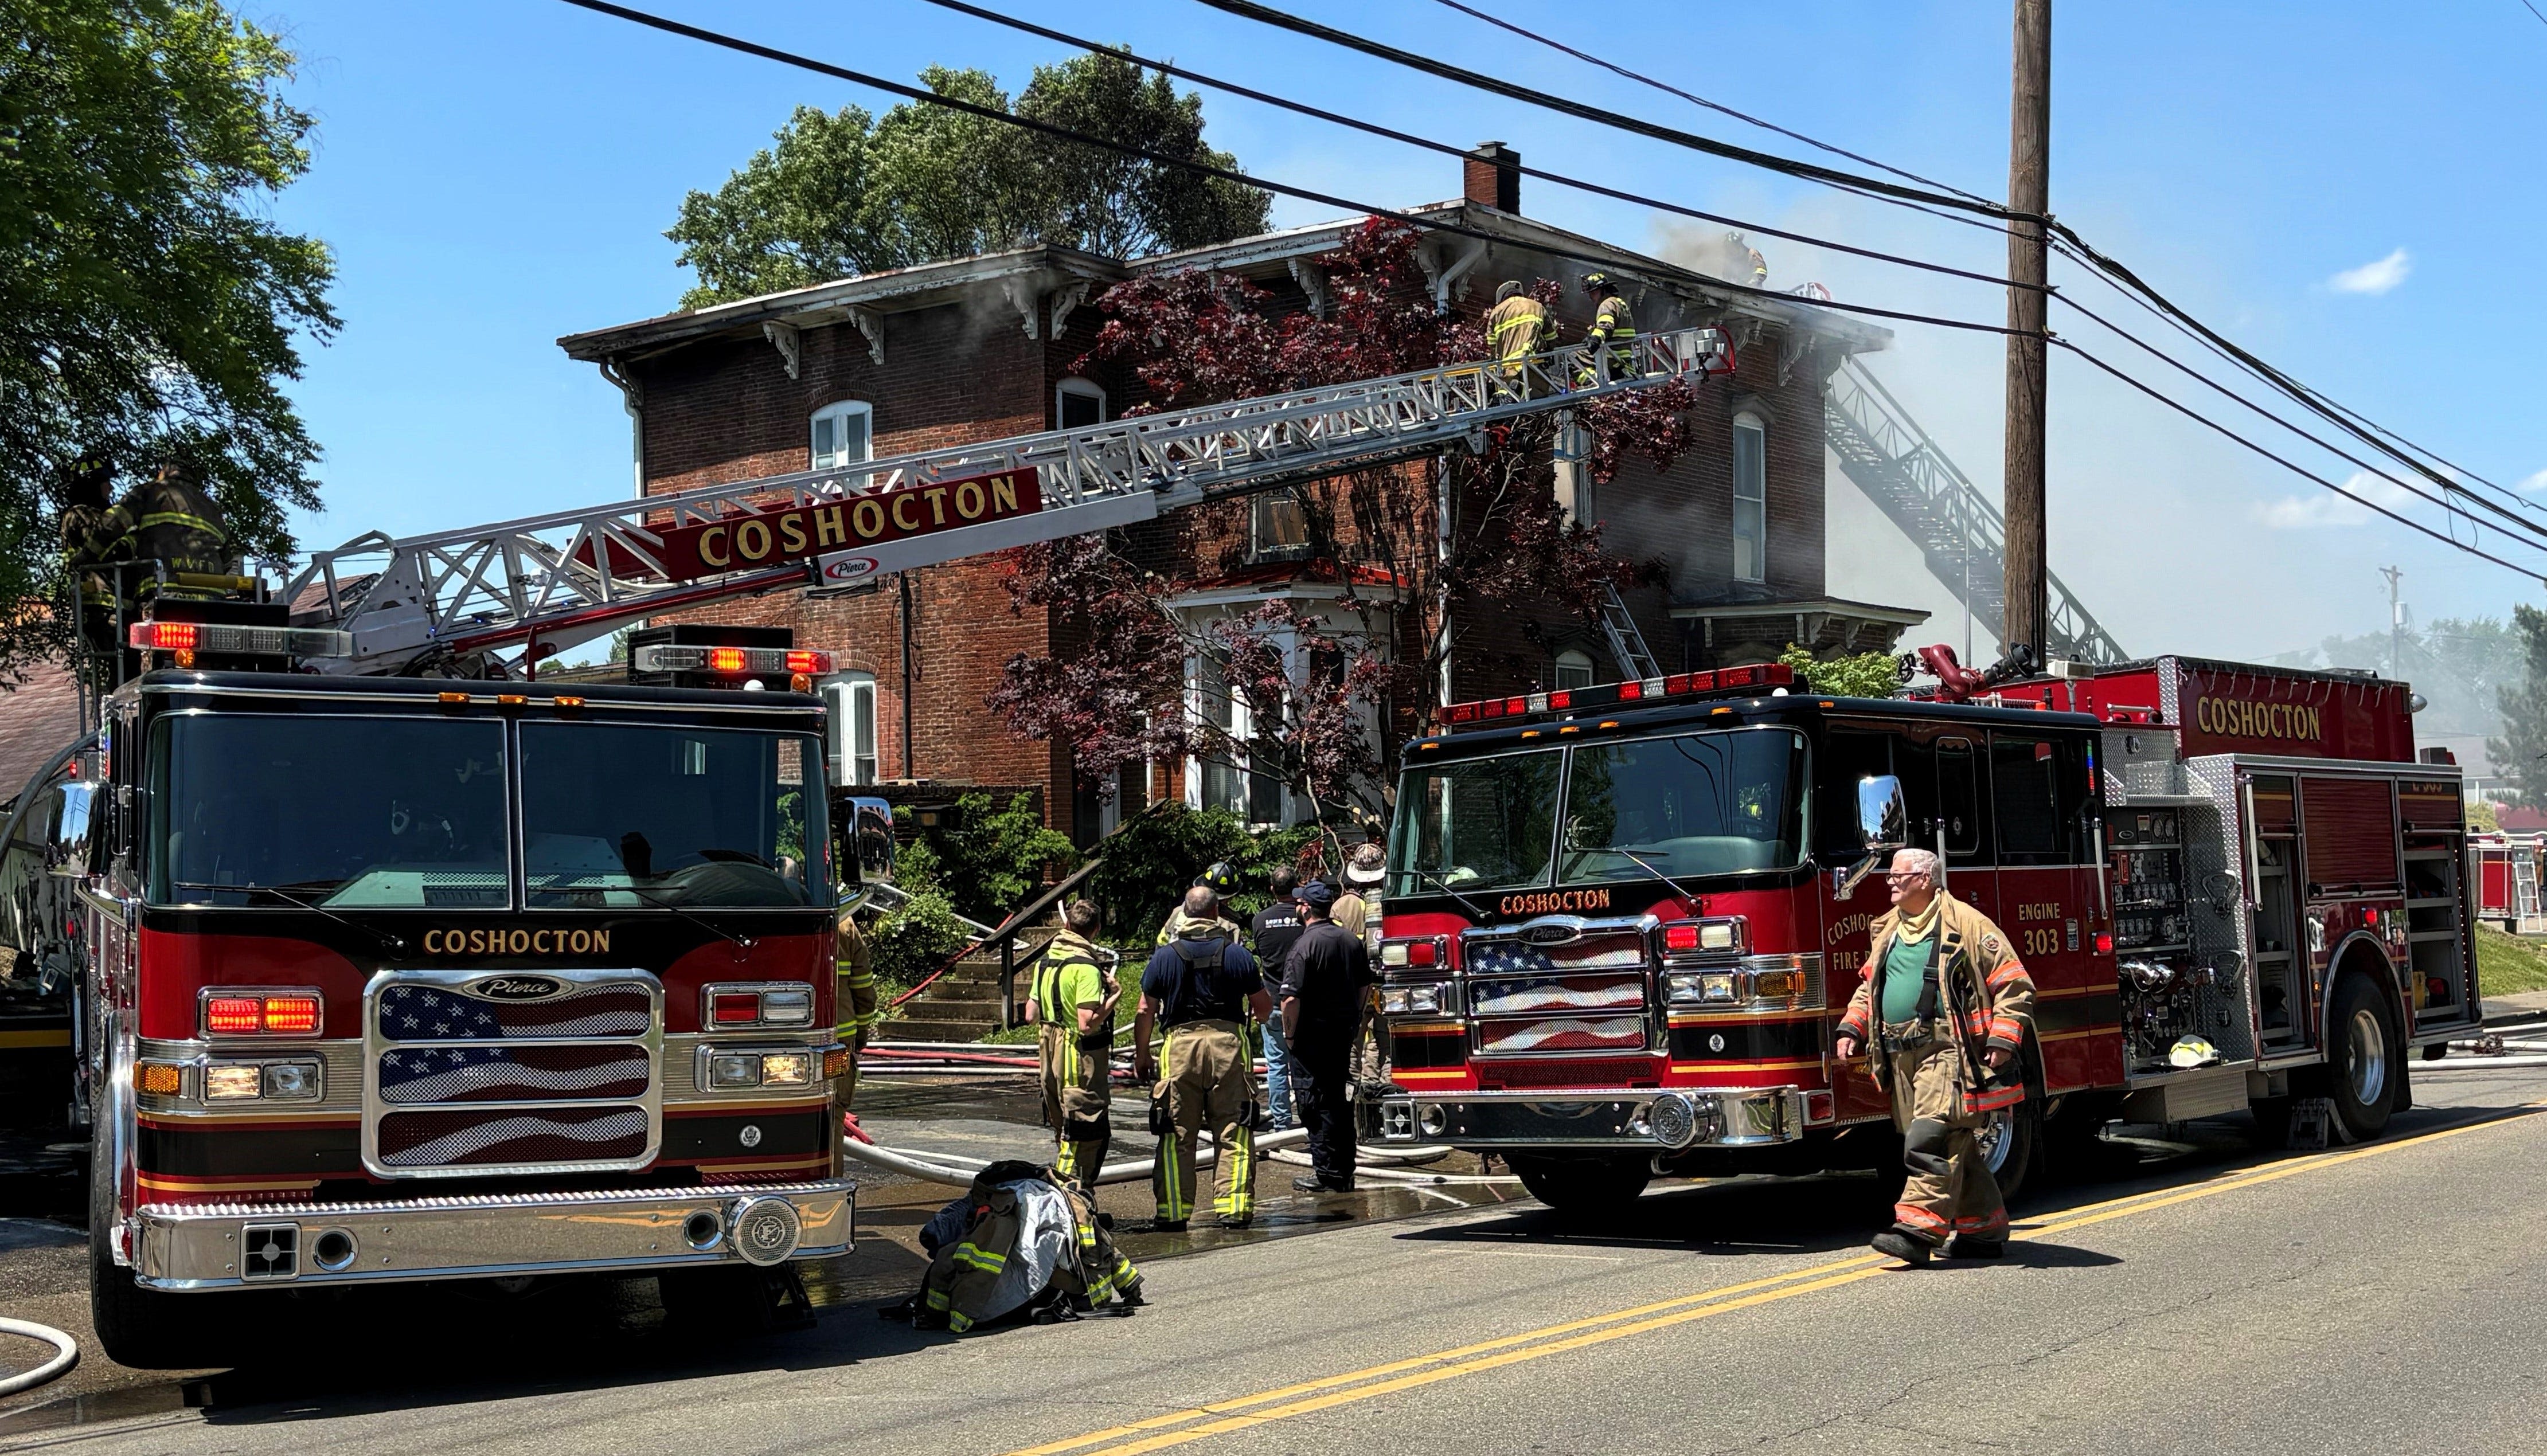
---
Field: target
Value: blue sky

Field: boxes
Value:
[259,0,2547,689]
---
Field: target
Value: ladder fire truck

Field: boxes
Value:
[1366,653,2479,1212]
[0,325,1730,1365]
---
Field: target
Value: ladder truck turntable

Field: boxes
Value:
[1368,654,2479,1212]
[5,326,1731,1366]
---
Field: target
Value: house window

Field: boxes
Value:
[1057,378,1107,429]
[822,672,878,786]
[1732,412,1767,583]
[1192,652,1288,825]
[811,401,873,473]
[1554,649,1597,690]
[1251,487,1310,561]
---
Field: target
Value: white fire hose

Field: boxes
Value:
[0,1318,79,1399]
[843,1124,1518,1190]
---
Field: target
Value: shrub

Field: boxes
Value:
[1084,805,1325,941]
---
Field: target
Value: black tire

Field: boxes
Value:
[1976,1090,2040,1205]
[89,1135,221,1369]
[2306,967,2402,1143]
[1507,1152,1651,1215]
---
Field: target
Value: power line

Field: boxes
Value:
[552,0,2026,339]
[1189,0,2019,224]
[2056,338,2546,583]
[918,0,2040,295]
[1426,0,1997,208]
[2523,0,2547,29]
[554,0,2539,584]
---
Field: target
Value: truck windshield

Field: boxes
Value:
[519,722,827,908]
[1558,727,1807,880]
[1390,749,1564,896]
[150,715,510,908]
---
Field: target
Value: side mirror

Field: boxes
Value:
[1856,775,1908,851]
[846,796,896,889]
[47,782,96,880]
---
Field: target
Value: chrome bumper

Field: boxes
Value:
[132,1179,854,1291]
[1367,1087,1805,1149]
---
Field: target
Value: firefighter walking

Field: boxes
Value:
[1135,886,1271,1230]
[1834,848,2035,1264]
[1027,901,1120,1193]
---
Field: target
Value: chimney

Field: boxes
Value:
[1464,141,1521,214]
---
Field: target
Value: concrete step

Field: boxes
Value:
[921,980,1005,1003]
[876,1016,1006,1043]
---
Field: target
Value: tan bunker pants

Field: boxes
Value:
[1883,1025,2008,1245]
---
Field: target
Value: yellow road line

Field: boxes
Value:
[1011,1102,2546,1456]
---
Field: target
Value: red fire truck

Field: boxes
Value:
[1366,653,2477,1212]
[45,604,889,1367]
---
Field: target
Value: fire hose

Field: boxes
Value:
[0,1318,78,1399]
[842,1117,1517,1189]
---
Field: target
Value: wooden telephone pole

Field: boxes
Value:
[2003,0,2051,660]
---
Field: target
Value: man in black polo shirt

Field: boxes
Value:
[1251,868,1307,1131]
[1280,881,1375,1193]
[1135,886,1271,1230]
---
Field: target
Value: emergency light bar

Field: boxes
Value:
[128,620,353,659]
[630,644,833,677]
[1435,663,1795,727]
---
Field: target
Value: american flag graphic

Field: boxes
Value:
[377,1043,651,1104]
[374,984,651,1043]
[1465,930,1651,1056]
[1476,1017,1648,1055]
[1462,934,1646,975]
[376,1106,650,1168]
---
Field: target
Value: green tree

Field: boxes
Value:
[2487,605,2547,809]
[1,0,337,676]
[2278,616,2522,749]
[667,51,1269,308]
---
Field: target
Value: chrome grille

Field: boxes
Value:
[363,968,662,1179]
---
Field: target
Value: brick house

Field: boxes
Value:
[557,146,1925,844]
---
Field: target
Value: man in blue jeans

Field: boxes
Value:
[1249,868,1307,1131]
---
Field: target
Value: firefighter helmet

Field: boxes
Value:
[1494,279,1522,303]
[1584,271,1616,293]
[1196,861,1241,897]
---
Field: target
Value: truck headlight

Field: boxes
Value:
[204,1063,264,1101]
[708,1052,765,1089]
[1381,983,1447,1015]
[760,1052,812,1086]
[1667,972,1737,1005]
[262,1060,322,1101]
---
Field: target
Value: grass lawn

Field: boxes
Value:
[2476,925,2547,998]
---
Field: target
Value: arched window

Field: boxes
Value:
[810,401,873,473]
[1554,649,1597,690]
[1056,378,1107,429]
[1731,410,1768,583]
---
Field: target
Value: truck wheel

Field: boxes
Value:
[2310,968,2402,1142]
[1975,1093,2040,1204]
[88,1141,219,1369]
[1507,1153,1651,1215]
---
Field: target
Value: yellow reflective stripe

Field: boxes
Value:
[135,512,220,531]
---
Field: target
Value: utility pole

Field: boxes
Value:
[2381,565,2404,680]
[2002,0,2052,662]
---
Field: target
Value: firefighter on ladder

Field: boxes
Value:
[57,457,122,686]
[1580,272,1638,382]
[72,456,239,608]
[1026,900,1120,1195]
[1483,280,1552,393]
[1833,847,2035,1265]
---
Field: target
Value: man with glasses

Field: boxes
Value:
[1833,848,2036,1265]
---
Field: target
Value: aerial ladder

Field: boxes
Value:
[265,325,1732,681]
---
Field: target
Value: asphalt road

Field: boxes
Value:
[7,1058,2546,1455]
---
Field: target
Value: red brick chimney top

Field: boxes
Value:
[1464,141,1521,214]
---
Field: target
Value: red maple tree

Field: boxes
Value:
[986,220,1706,823]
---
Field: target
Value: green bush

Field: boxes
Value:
[866,884,976,997]
[1084,805,1323,942]
[903,792,1078,923]
[1778,644,1905,699]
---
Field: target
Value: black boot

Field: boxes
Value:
[1944,1236,2006,1260]
[1870,1228,1932,1265]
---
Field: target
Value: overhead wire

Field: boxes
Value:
[553,0,2024,338]
[917,0,2039,294]
[1425,0,1998,207]
[552,0,2542,582]
[1346,0,2547,557]
[1189,0,2019,224]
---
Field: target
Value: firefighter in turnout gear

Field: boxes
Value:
[1580,272,1638,381]
[58,457,121,672]
[1483,279,1552,383]
[1154,861,1247,947]
[1834,848,2036,1264]
[75,457,239,607]
[1135,886,1271,1230]
[1028,900,1120,1194]
[833,905,882,1113]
